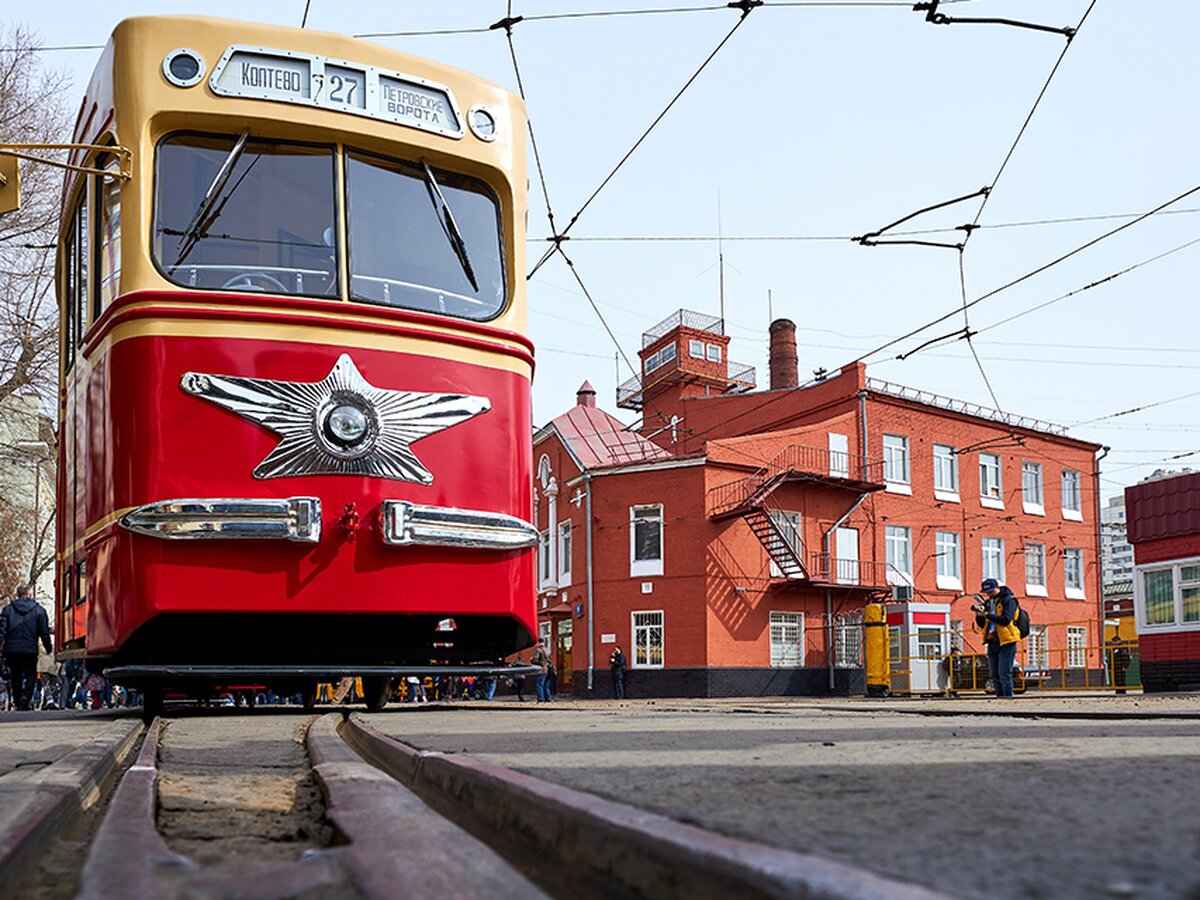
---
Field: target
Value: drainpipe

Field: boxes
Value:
[822,493,868,692]
[857,390,869,480]
[826,588,834,691]
[585,472,595,692]
[1093,446,1110,658]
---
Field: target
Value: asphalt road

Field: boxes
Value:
[364,695,1200,900]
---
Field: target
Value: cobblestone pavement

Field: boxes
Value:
[365,694,1200,899]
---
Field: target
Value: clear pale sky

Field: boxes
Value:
[12,1,1199,497]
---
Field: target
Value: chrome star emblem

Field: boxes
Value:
[180,354,490,483]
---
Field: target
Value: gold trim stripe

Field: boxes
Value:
[91,317,533,377]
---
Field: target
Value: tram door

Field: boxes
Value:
[556,618,573,691]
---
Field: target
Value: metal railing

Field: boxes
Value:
[866,378,1069,437]
[806,552,890,588]
[708,443,885,515]
[874,618,1142,696]
[617,360,758,410]
[641,309,724,347]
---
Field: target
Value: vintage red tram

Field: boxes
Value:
[54,16,536,709]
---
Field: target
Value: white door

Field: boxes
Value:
[828,433,850,478]
[911,626,947,691]
[835,527,859,585]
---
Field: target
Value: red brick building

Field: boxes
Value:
[533,311,1104,697]
[1126,471,1200,691]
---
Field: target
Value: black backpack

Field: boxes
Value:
[1013,600,1031,639]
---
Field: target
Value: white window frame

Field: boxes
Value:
[768,510,803,579]
[538,529,553,590]
[1061,469,1083,521]
[933,443,959,502]
[886,525,912,586]
[981,536,1005,583]
[1064,547,1085,599]
[631,610,664,668]
[935,530,961,591]
[979,453,1003,508]
[1027,626,1049,670]
[828,433,850,478]
[1133,557,1200,631]
[688,338,705,358]
[835,614,863,668]
[1066,625,1086,669]
[557,520,573,586]
[630,504,664,578]
[1021,461,1045,516]
[706,343,722,362]
[644,343,676,374]
[883,434,911,495]
[1024,542,1047,597]
[769,611,805,667]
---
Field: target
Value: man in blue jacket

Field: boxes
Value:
[974,578,1021,698]
[0,584,52,711]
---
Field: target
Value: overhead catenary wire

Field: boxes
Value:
[527,1,761,279]
[850,179,1200,366]
[961,0,1100,249]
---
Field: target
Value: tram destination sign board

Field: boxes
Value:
[209,46,464,139]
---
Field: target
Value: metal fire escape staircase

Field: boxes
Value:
[712,469,809,581]
[708,443,888,586]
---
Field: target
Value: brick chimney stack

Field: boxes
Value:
[769,319,798,390]
[576,380,597,407]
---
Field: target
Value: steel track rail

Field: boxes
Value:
[0,719,142,899]
[77,714,544,899]
[340,712,948,900]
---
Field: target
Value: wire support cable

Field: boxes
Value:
[913,0,1079,38]
[850,179,1200,366]
[495,14,561,243]
[854,186,988,249]
[976,233,1200,337]
[962,0,1099,247]
[553,245,640,378]
[528,2,761,279]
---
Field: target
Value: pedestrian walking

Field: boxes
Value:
[609,645,627,700]
[531,639,553,703]
[973,578,1021,698]
[0,584,52,711]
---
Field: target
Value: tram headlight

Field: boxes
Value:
[163,49,206,88]
[324,402,370,448]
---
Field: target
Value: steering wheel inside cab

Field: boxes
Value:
[220,271,291,293]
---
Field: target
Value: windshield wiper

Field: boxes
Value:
[421,161,479,293]
[173,130,250,265]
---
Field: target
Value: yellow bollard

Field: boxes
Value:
[864,601,890,697]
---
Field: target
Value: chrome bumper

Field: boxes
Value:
[119,498,321,543]
[382,500,539,550]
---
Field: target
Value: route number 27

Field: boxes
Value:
[329,74,358,105]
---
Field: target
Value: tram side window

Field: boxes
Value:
[346,151,505,320]
[62,215,76,371]
[96,159,122,314]
[76,191,89,348]
[154,134,337,296]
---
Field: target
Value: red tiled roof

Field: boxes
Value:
[551,404,672,470]
[1126,472,1200,544]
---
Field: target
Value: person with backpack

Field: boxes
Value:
[0,584,52,711]
[973,578,1022,698]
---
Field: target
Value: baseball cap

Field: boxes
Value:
[980,578,999,592]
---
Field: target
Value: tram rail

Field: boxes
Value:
[0,709,949,900]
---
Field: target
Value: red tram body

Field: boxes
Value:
[54,17,536,701]
[1127,471,1200,691]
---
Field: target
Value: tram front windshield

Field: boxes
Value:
[154,133,507,321]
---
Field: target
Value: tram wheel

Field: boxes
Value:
[363,676,392,712]
[142,684,164,722]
